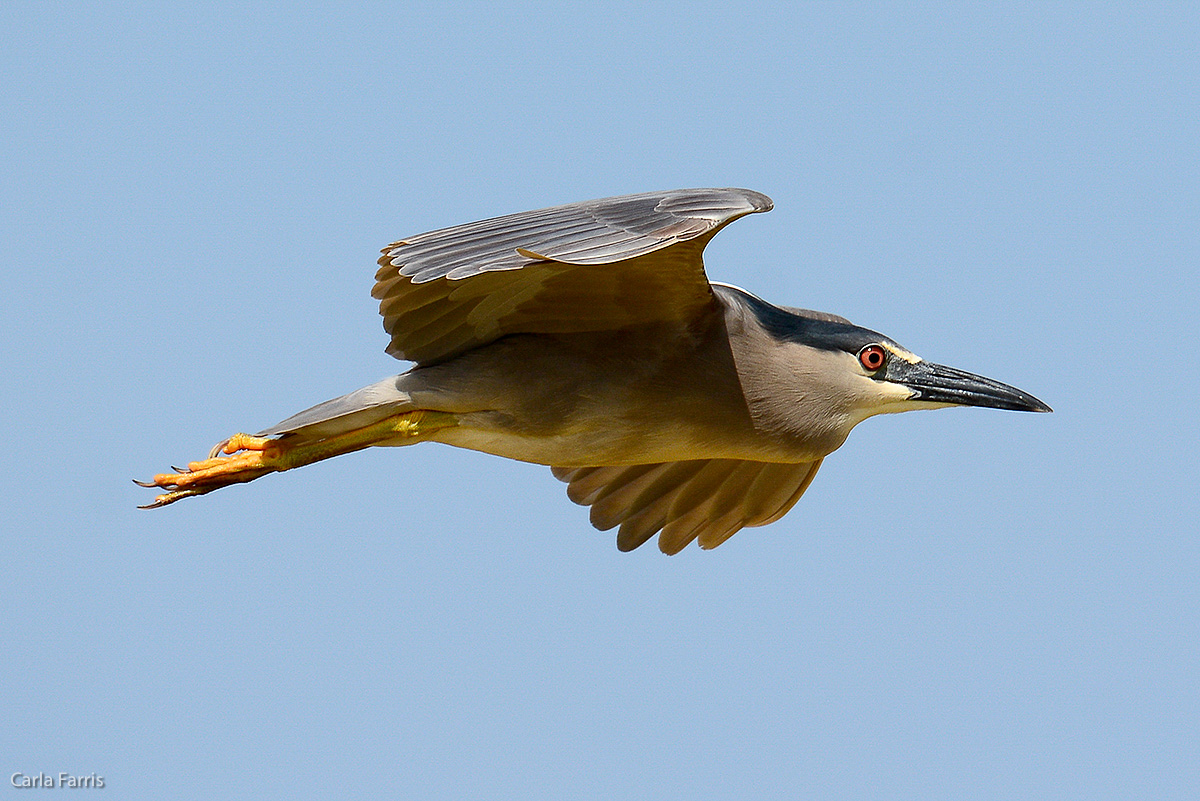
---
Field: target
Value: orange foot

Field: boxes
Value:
[135,433,285,508]
[138,409,459,509]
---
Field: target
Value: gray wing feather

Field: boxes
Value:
[372,188,772,365]
[551,457,823,554]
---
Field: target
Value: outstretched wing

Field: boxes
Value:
[372,188,772,365]
[551,458,823,554]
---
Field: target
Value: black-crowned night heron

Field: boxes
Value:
[139,188,1050,553]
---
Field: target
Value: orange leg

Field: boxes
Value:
[137,410,457,508]
[136,433,288,508]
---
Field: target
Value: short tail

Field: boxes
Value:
[256,375,415,439]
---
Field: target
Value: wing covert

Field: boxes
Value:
[372,188,772,365]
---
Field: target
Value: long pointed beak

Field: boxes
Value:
[886,359,1052,413]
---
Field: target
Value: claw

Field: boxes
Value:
[137,433,285,508]
[137,485,219,509]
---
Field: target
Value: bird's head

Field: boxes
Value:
[718,285,1051,454]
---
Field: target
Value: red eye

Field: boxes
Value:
[858,344,887,372]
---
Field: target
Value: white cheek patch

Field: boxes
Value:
[876,380,917,401]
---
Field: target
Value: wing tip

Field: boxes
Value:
[729,187,773,213]
[656,187,774,218]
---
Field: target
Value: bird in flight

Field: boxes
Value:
[139,188,1050,553]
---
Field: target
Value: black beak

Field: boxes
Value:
[886,359,1052,413]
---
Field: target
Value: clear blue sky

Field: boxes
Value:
[3,3,1197,799]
